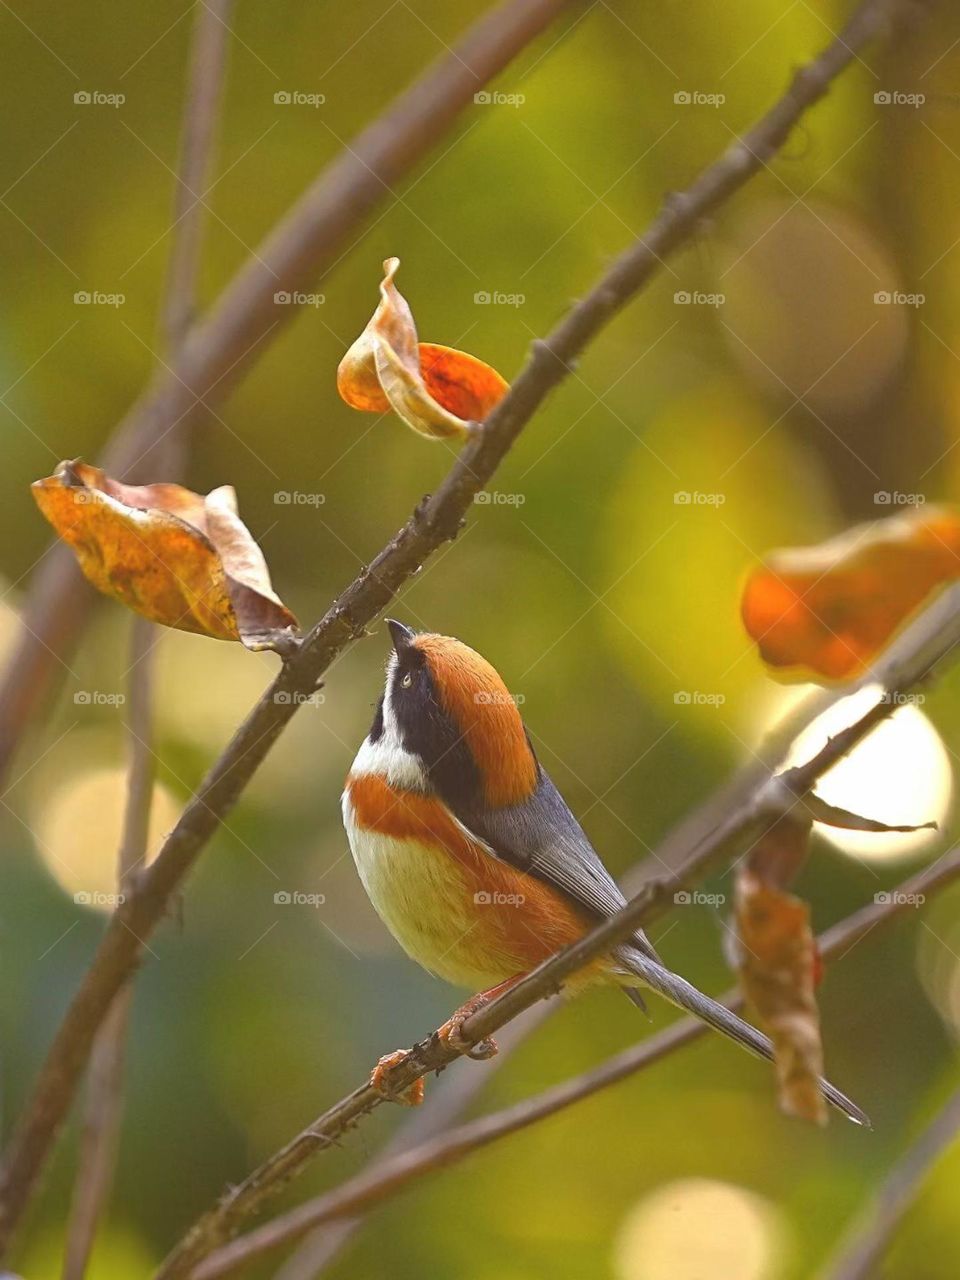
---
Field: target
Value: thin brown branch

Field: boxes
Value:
[822,1083,960,1280]
[0,0,908,1256]
[0,0,575,791]
[153,557,960,1280]
[60,617,157,1280]
[192,846,960,1280]
[163,0,233,353]
[273,1007,551,1280]
[158,0,233,484]
[59,990,134,1280]
[61,8,233,1271]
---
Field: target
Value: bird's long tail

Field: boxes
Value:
[621,949,870,1128]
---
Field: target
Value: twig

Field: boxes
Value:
[822,1086,960,1280]
[152,562,960,1280]
[273,1007,551,1280]
[0,0,908,1255]
[0,0,575,791]
[191,847,960,1279]
[60,617,156,1280]
[163,0,232,353]
[273,1009,550,1280]
[61,8,232,1273]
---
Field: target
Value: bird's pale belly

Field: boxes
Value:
[342,777,601,992]
[344,798,514,988]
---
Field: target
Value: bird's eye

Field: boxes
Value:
[400,672,413,690]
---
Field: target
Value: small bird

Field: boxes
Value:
[342,621,867,1124]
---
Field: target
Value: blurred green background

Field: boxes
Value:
[3,1,960,1276]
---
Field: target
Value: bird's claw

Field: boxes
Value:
[437,999,499,1060]
[371,987,504,1105]
[369,1049,424,1106]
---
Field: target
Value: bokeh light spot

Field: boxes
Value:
[781,684,952,860]
[613,1177,786,1280]
[718,200,905,415]
[32,766,179,907]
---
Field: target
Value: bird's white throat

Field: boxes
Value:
[347,658,426,791]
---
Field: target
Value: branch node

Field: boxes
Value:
[788,61,820,101]
[273,633,303,662]
[754,771,797,818]
[412,493,433,529]
[662,189,693,221]
[531,337,570,376]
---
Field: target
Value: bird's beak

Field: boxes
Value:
[386,618,415,654]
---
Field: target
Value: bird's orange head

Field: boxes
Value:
[378,620,538,808]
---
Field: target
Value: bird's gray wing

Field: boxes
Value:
[453,766,660,963]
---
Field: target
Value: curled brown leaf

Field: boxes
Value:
[337,257,507,439]
[32,460,298,653]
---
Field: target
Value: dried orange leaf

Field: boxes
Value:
[736,867,827,1125]
[742,507,960,682]
[373,336,467,440]
[418,343,508,421]
[337,258,507,440]
[32,460,298,652]
[337,256,419,413]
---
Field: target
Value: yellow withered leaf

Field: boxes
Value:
[337,257,508,440]
[32,460,299,652]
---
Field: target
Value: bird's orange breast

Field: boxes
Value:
[345,773,607,991]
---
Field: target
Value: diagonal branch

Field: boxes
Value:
[152,567,960,1280]
[272,1009,552,1280]
[190,846,960,1280]
[0,0,908,1256]
[0,0,576,790]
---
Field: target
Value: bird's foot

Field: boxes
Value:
[369,1049,424,1106]
[437,985,515,1060]
[437,1003,498,1059]
[436,975,526,1058]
